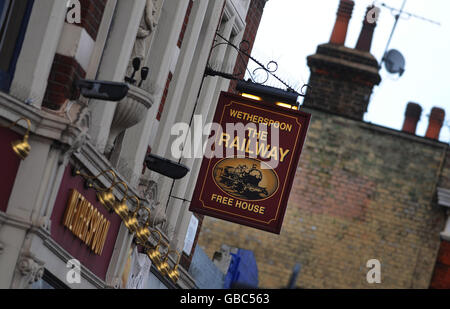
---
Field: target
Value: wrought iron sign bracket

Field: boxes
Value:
[204,31,310,98]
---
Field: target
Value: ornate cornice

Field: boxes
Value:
[0,92,89,158]
[42,235,108,289]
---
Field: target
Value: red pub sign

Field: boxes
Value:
[189,92,311,234]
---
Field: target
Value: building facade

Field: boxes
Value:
[197,0,450,288]
[0,0,267,289]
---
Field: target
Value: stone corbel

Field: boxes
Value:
[151,202,167,227]
[32,216,52,234]
[64,111,91,156]
[139,179,167,227]
[105,276,122,289]
[12,251,45,289]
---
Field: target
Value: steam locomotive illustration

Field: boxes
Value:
[215,163,269,199]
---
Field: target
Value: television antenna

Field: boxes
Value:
[376,0,441,76]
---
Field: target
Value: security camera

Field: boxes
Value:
[76,79,129,101]
[145,153,190,180]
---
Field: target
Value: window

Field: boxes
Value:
[31,269,69,289]
[0,0,34,91]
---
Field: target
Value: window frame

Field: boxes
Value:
[0,0,34,92]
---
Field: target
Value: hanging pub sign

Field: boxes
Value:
[189,91,310,234]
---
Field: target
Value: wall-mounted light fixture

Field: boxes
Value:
[145,153,190,180]
[1,117,32,160]
[113,195,131,221]
[135,225,181,282]
[74,169,124,211]
[241,93,262,101]
[125,57,150,88]
[139,67,150,87]
[144,230,164,266]
[236,80,300,109]
[157,249,181,278]
[167,251,181,283]
[96,181,129,211]
[156,252,171,276]
[275,102,299,110]
[125,58,142,85]
[74,169,117,185]
[96,185,116,209]
[135,207,152,244]
[123,196,145,234]
[76,79,129,101]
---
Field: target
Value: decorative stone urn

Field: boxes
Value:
[106,85,153,154]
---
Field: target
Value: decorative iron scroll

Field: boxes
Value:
[206,32,310,98]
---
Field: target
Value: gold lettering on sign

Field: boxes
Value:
[63,190,110,255]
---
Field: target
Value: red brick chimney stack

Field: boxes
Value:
[330,0,355,45]
[304,0,380,120]
[355,5,378,52]
[425,107,446,140]
[402,102,422,134]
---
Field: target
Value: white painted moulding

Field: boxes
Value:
[437,187,450,208]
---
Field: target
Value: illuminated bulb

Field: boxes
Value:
[168,266,180,283]
[11,134,31,160]
[136,225,151,243]
[241,93,262,101]
[97,189,115,209]
[113,199,129,220]
[147,246,162,264]
[124,214,139,233]
[157,259,170,275]
[276,102,298,110]
[135,207,152,242]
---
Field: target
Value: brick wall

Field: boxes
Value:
[197,108,448,288]
[438,152,450,189]
[156,72,173,121]
[43,54,86,110]
[177,0,194,48]
[430,151,450,288]
[42,0,107,110]
[79,0,108,41]
[430,240,450,288]
[188,246,224,289]
[304,44,381,120]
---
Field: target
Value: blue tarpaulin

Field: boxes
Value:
[224,249,258,289]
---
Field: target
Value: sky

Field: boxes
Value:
[248,0,450,143]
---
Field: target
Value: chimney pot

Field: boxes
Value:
[355,5,378,52]
[425,107,446,140]
[330,0,355,45]
[402,102,422,134]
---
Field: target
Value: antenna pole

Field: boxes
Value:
[380,0,407,68]
[378,0,440,70]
